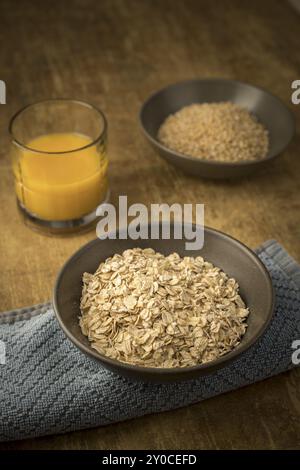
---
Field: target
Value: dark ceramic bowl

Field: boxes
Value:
[140,78,295,179]
[53,225,274,382]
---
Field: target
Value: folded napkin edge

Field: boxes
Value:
[257,239,300,290]
[0,302,51,325]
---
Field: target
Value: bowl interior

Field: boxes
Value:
[53,226,274,378]
[140,79,295,161]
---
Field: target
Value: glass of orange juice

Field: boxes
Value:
[9,99,109,233]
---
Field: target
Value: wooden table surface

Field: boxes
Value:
[0,0,299,450]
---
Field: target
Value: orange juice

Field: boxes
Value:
[13,133,108,221]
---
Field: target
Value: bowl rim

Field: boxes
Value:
[139,77,295,167]
[53,225,275,377]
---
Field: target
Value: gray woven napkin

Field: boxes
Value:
[0,240,299,442]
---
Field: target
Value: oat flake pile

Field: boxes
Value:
[80,248,249,368]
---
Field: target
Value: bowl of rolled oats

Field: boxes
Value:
[140,79,295,179]
[53,224,274,382]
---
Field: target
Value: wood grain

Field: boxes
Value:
[0,0,299,450]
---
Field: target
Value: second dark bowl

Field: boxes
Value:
[53,225,274,382]
[140,78,295,179]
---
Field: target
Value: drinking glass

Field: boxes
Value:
[9,99,109,233]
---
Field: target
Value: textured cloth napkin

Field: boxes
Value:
[0,240,299,442]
